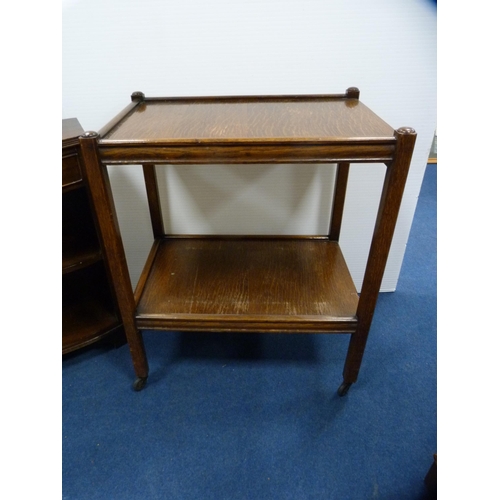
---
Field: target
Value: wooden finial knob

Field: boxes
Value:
[131,91,145,102]
[346,87,360,99]
[397,127,416,135]
[80,131,99,139]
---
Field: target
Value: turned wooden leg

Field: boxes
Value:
[125,324,149,390]
[338,128,417,397]
[79,131,150,389]
[344,329,370,382]
[338,328,370,396]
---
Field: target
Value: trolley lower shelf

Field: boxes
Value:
[135,237,359,333]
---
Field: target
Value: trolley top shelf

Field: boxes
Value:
[98,89,396,146]
[95,88,406,165]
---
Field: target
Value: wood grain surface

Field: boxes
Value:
[101,97,395,144]
[135,238,359,332]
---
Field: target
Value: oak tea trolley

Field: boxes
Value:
[78,88,416,395]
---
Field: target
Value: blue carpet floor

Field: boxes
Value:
[63,164,437,499]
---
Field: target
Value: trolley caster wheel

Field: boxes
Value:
[133,377,147,392]
[337,381,352,397]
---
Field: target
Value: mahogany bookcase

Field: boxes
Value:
[79,88,416,394]
[62,118,124,353]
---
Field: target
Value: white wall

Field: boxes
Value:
[63,0,436,291]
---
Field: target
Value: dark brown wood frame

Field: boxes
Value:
[79,88,416,394]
